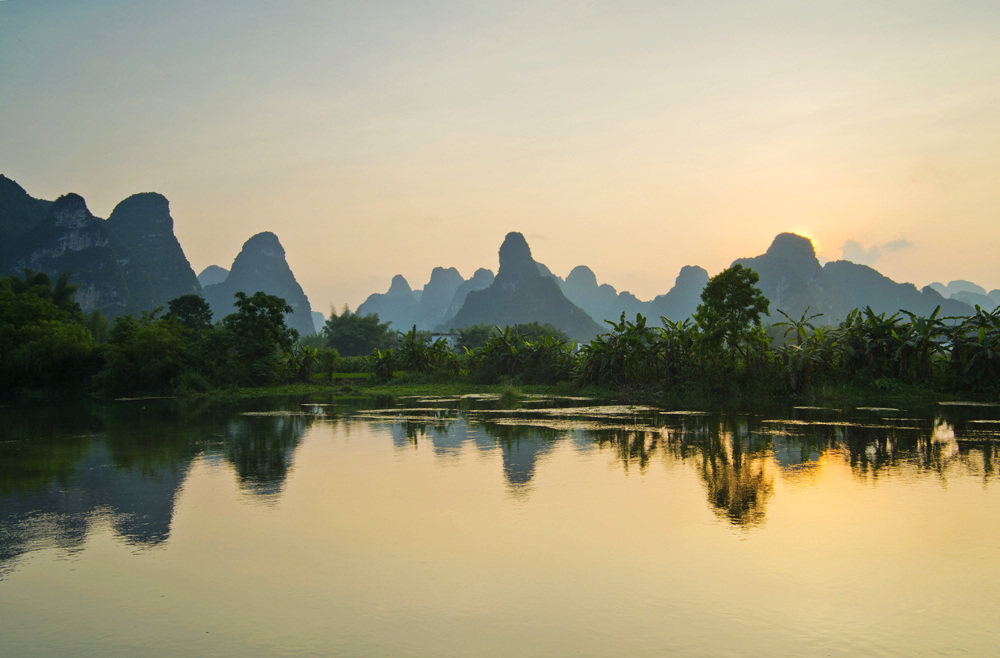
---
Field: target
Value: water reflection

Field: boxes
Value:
[226,412,311,501]
[0,398,314,576]
[2,395,999,576]
[368,399,1000,526]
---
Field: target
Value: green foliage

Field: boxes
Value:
[95,309,188,395]
[323,308,393,357]
[693,263,770,364]
[316,347,342,382]
[395,326,460,375]
[468,325,575,384]
[578,313,663,388]
[167,294,213,332]
[456,324,493,350]
[0,272,96,392]
[285,343,318,383]
[949,305,1000,390]
[219,291,300,386]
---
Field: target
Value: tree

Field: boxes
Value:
[322,308,392,357]
[693,264,770,363]
[1,272,96,392]
[167,294,213,332]
[95,309,187,395]
[221,291,300,384]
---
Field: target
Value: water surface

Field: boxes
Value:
[2,396,998,656]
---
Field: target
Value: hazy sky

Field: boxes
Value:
[3,0,999,313]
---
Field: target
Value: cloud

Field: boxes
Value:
[841,238,912,265]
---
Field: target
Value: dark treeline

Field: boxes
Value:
[3,264,999,401]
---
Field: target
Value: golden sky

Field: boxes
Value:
[2,1,998,312]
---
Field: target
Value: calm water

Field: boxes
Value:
[1,394,998,656]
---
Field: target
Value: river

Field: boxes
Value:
[1,394,998,656]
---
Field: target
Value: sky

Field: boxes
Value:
[2,0,999,314]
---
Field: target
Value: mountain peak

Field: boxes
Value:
[109,193,171,230]
[497,232,538,280]
[566,265,598,288]
[241,231,285,259]
[766,232,818,262]
[50,193,92,229]
[387,274,413,295]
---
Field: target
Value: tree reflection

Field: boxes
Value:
[223,412,311,500]
[697,422,774,527]
[592,429,660,474]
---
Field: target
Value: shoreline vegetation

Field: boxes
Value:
[3,265,998,407]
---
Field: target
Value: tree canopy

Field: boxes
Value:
[693,264,770,360]
[322,308,392,357]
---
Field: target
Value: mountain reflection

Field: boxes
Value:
[2,396,999,576]
[374,400,999,525]
[0,398,311,576]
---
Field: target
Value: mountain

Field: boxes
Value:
[733,232,842,320]
[106,193,201,308]
[927,280,999,311]
[734,232,975,323]
[444,232,602,340]
[197,265,230,288]
[2,192,156,317]
[648,265,710,322]
[356,274,420,329]
[823,260,973,320]
[418,266,464,330]
[0,174,51,247]
[562,265,644,325]
[445,268,494,320]
[201,232,315,337]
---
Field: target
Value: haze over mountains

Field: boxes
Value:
[3,174,998,340]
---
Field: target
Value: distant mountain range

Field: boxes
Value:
[0,175,314,333]
[4,174,998,340]
[358,231,999,340]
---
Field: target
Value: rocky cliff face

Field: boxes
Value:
[446,232,602,340]
[106,193,201,308]
[4,193,155,317]
[201,232,315,336]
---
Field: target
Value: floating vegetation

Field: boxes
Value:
[855,407,901,412]
[938,401,1000,407]
[487,418,660,432]
[761,419,912,430]
[240,411,317,417]
[660,410,711,416]
[471,405,656,418]
[115,396,177,401]
[793,406,842,412]
[353,414,453,423]
[354,407,455,414]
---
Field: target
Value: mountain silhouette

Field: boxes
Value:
[201,232,315,336]
[197,265,230,288]
[356,274,421,329]
[106,193,201,308]
[2,192,156,317]
[735,232,975,322]
[445,232,602,340]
